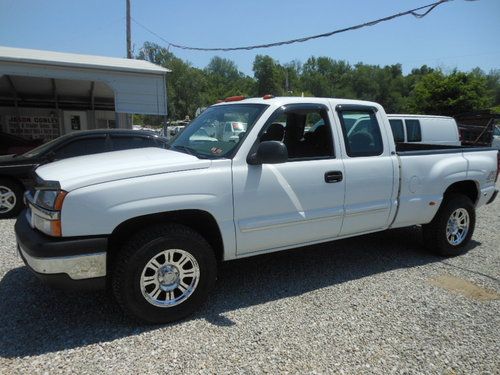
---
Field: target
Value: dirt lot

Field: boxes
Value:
[0,192,499,374]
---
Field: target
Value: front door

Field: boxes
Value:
[232,103,346,255]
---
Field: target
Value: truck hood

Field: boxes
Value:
[35,148,211,191]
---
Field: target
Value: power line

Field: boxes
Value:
[132,0,475,52]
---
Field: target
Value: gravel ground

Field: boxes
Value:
[0,192,499,374]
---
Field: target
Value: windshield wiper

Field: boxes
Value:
[172,145,197,156]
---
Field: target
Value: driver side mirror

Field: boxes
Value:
[247,141,288,165]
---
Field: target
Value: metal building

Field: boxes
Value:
[0,46,169,141]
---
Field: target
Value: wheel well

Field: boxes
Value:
[444,180,479,205]
[108,210,224,265]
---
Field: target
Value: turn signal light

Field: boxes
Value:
[51,220,63,237]
[54,191,68,211]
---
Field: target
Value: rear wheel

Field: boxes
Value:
[112,224,217,324]
[422,194,475,256]
[0,178,24,219]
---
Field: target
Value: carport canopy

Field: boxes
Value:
[0,46,170,115]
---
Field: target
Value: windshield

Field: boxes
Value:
[170,104,267,158]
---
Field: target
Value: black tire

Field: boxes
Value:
[112,223,217,324]
[0,178,24,219]
[422,194,476,256]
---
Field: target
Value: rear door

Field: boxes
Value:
[335,104,397,236]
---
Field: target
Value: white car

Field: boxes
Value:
[388,114,461,146]
[16,97,498,324]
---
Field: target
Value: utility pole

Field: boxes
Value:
[126,0,132,58]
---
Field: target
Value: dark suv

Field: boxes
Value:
[0,129,167,218]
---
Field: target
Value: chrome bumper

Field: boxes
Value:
[18,243,106,280]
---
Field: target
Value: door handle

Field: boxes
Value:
[324,171,343,183]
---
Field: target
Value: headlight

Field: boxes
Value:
[35,190,67,211]
[30,190,68,237]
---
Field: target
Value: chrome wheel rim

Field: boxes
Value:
[0,186,16,214]
[446,208,469,246]
[140,249,200,307]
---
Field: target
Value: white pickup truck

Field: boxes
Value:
[15,97,499,324]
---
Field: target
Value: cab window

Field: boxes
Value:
[259,106,333,160]
[338,110,383,157]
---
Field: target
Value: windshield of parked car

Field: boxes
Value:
[169,104,268,158]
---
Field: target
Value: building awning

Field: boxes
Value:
[0,46,170,115]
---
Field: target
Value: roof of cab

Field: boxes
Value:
[213,96,382,109]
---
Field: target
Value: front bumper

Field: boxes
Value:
[15,211,108,290]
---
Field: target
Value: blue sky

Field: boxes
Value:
[1,0,499,75]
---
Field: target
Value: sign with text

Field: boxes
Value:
[5,115,60,141]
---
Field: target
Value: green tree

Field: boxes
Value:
[204,56,256,100]
[253,55,283,96]
[485,69,500,112]
[136,41,498,120]
[408,70,492,115]
[301,57,353,98]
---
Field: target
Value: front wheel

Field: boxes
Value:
[422,194,476,256]
[112,224,217,324]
